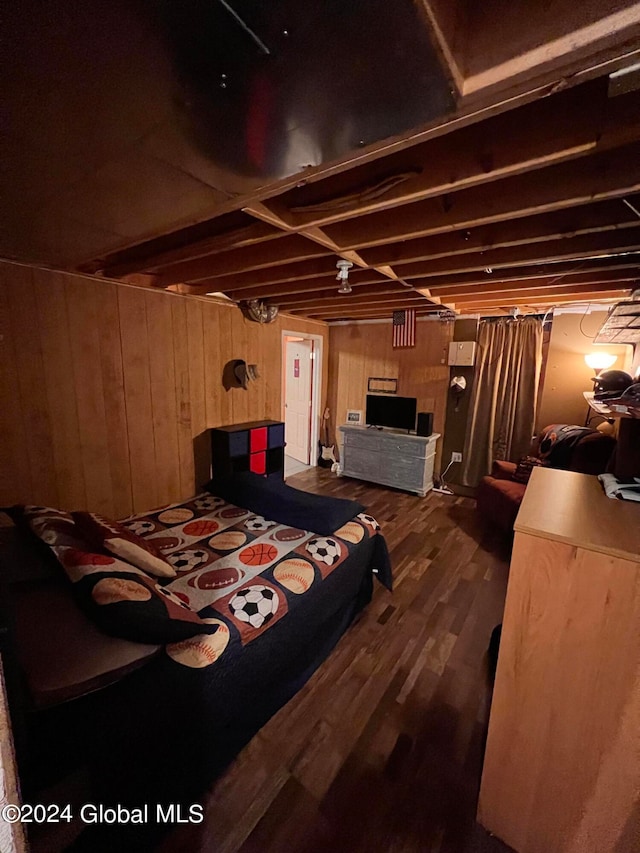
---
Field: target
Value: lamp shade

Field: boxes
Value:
[585,352,617,371]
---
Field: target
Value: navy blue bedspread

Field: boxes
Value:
[206,470,367,536]
[62,485,391,851]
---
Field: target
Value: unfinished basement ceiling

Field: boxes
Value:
[1,0,453,267]
[2,0,640,318]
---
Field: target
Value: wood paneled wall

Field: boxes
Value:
[0,260,327,516]
[327,320,453,470]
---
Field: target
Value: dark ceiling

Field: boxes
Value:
[1,0,453,267]
[3,0,639,319]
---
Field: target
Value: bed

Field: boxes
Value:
[1,473,391,849]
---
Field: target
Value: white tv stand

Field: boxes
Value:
[338,425,440,496]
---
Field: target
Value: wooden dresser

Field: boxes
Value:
[338,425,440,496]
[478,467,640,853]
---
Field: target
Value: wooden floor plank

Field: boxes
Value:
[161,471,513,853]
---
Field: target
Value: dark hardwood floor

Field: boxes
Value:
[161,470,514,853]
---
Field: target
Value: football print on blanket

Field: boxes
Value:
[187,566,242,591]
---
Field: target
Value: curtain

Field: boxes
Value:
[461,317,543,487]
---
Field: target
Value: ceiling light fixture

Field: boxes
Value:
[336,259,354,294]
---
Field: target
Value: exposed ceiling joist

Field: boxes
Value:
[262,82,640,230]
[393,231,640,280]
[8,3,640,322]
[359,199,640,267]
[325,142,640,250]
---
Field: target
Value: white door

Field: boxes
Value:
[284,339,313,464]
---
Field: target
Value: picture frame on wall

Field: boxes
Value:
[367,377,398,394]
[346,409,363,425]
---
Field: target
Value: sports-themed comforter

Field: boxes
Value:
[71,490,391,846]
[122,491,391,671]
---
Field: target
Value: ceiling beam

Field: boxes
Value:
[263,81,640,230]
[287,295,429,314]
[460,5,640,99]
[359,199,640,267]
[391,230,640,280]
[274,282,420,307]
[409,255,640,290]
[186,264,389,297]
[309,307,444,319]
[324,142,640,250]
[449,292,631,312]
[154,234,332,286]
[101,222,283,278]
[311,284,631,315]
[428,269,640,299]
[447,283,633,305]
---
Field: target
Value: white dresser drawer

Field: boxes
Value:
[339,425,440,497]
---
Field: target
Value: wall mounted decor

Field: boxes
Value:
[223,359,260,390]
[241,300,279,324]
[368,377,398,394]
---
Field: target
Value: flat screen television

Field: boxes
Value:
[365,394,417,431]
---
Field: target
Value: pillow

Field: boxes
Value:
[206,472,365,536]
[25,508,213,644]
[72,512,176,579]
[57,547,214,644]
[512,456,544,484]
[23,505,83,548]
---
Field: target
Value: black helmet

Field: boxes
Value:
[619,382,640,405]
[591,369,633,401]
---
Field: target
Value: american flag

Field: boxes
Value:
[392,309,416,348]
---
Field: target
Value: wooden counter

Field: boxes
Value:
[478,467,640,853]
[514,466,640,561]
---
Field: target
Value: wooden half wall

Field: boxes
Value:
[327,319,453,471]
[0,260,327,516]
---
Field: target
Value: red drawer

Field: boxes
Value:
[249,451,266,475]
[250,427,268,453]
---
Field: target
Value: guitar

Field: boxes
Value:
[318,407,337,468]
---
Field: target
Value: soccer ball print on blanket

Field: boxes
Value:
[229,585,280,629]
[122,494,383,666]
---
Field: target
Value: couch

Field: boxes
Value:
[476,424,616,533]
